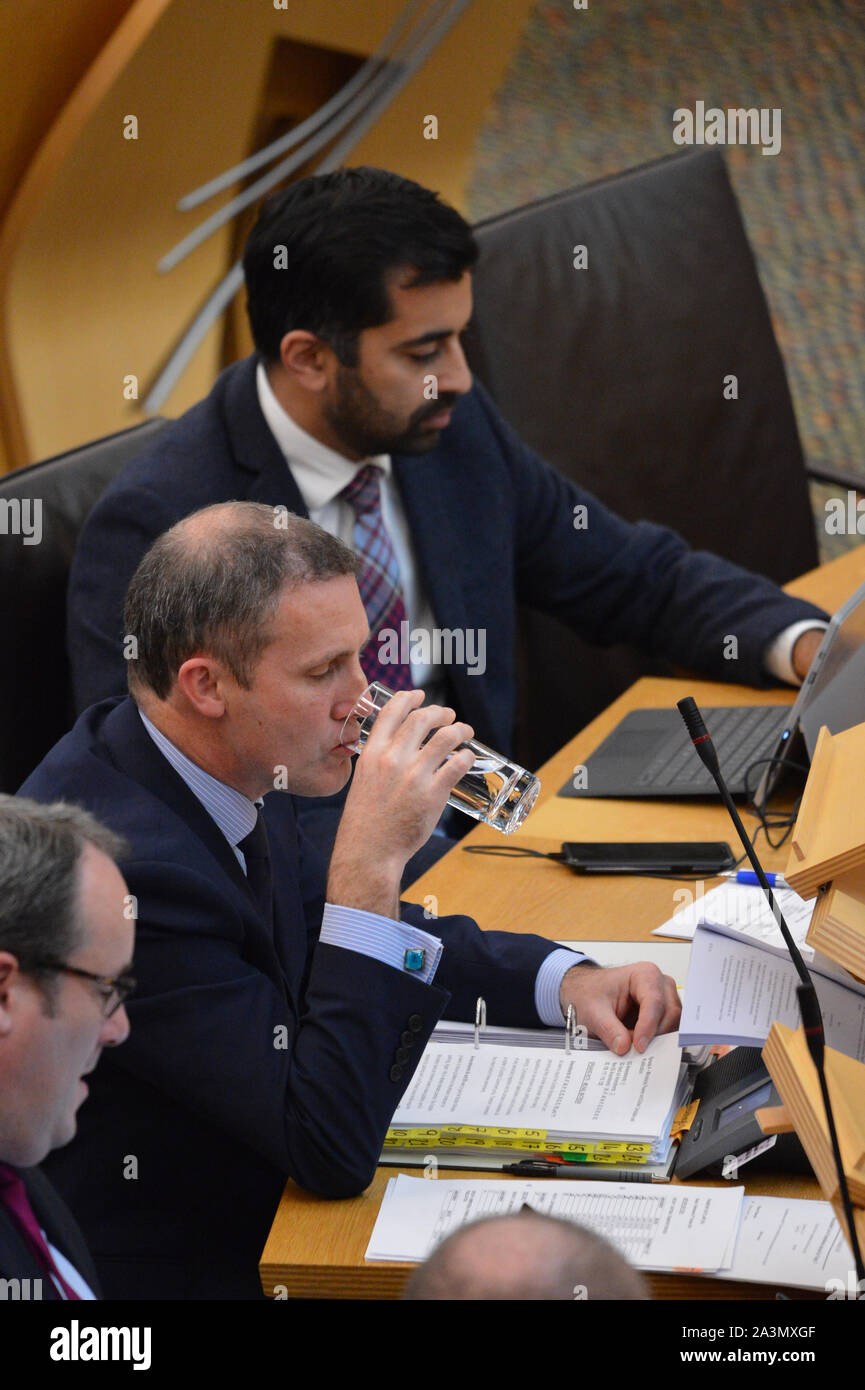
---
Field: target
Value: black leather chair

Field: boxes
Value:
[0,419,167,792]
[464,148,838,769]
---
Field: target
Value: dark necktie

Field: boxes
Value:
[339,464,414,691]
[238,809,273,929]
[0,1163,82,1300]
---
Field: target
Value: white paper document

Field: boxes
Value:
[712,1196,853,1291]
[652,881,815,953]
[679,924,865,1057]
[391,1032,683,1140]
[365,1174,744,1271]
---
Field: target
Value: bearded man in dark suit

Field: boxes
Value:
[66,168,827,877]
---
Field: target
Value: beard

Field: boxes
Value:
[322,364,458,458]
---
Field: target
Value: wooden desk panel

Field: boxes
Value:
[409,675,796,941]
[260,544,865,1298]
[260,1166,824,1301]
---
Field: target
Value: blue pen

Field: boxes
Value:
[723,869,789,889]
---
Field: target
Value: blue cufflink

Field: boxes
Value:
[404,948,426,972]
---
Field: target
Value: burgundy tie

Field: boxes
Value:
[340,464,414,691]
[0,1163,82,1300]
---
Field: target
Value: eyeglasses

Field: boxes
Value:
[30,960,137,1018]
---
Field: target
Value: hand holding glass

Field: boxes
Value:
[341,683,541,833]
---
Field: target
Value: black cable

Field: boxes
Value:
[462,844,561,861]
[743,754,810,851]
[461,844,727,882]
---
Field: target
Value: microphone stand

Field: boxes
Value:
[677,696,864,1283]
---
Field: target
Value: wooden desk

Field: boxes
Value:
[260,544,865,1300]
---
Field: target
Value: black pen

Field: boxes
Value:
[502,1160,657,1182]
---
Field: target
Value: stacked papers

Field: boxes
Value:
[366,1175,743,1271]
[712,1195,854,1290]
[384,1033,689,1171]
[365,1178,854,1290]
[678,922,865,1058]
[652,880,815,953]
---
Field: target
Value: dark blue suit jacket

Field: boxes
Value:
[0,1165,101,1300]
[20,697,561,1300]
[67,357,825,749]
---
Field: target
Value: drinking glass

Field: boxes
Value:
[341,682,541,834]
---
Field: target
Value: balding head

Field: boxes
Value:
[403,1211,648,1301]
[124,500,357,700]
[119,500,370,803]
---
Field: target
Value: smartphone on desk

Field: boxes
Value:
[561,842,735,875]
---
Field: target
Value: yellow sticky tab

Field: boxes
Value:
[595,1141,651,1154]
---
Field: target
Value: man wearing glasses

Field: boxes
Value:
[0,796,133,1300]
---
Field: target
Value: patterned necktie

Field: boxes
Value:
[238,809,273,930]
[0,1163,82,1300]
[339,464,414,691]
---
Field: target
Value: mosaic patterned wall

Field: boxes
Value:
[466,0,865,560]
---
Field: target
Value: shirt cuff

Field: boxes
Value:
[535,948,591,1025]
[320,903,443,984]
[763,621,828,686]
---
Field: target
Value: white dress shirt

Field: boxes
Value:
[46,1236,97,1300]
[257,362,448,699]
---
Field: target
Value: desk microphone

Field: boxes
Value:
[677,696,864,1283]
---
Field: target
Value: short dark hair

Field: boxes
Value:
[0,796,128,1011]
[242,166,479,366]
[124,501,359,700]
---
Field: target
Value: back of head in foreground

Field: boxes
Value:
[403,1210,648,1301]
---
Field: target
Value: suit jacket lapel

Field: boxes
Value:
[24,1166,101,1297]
[263,799,310,1001]
[101,701,250,894]
[0,1165,100,1299]
[222,356,309,514]
[99,700,286,985]
[393,413,498,741]
[0,1196,56,1296]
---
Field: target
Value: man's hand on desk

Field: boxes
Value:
[559,962,681,1057]
[791,628,824,681]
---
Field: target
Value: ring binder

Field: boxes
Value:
[474,996,486,1049]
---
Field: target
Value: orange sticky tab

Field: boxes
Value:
[670,1098,700,1140]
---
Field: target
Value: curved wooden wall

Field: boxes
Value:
[1,0,534,471]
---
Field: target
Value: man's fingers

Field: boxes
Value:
[421,721,473,769]
[569,964,681,1056]
[572,984,634,1056]
[575,991,632,1056]
[631,968,681,1052]
[431,744,476,793]
[362,689,425,745]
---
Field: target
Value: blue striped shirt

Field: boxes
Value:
[138,710,582,1018]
